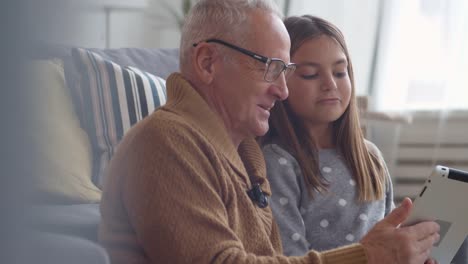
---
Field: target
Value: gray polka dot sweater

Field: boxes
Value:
[263,141,395,256]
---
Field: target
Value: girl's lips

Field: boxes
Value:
[317,98,340,103]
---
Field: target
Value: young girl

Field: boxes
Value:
[260,15,394,256]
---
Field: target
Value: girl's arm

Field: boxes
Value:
[263,144,310,256]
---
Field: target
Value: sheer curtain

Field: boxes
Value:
[370,3,468,260]
[368,0,468,194]
[369,0,468,174]
[372,0,468,112]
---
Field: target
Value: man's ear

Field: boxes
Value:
[192,43,218,84]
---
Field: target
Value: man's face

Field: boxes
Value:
[213,10,291,141]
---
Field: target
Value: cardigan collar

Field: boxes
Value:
[163,73,270,194]
[164,73,250,181]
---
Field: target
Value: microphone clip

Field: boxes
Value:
[247,183,269,208]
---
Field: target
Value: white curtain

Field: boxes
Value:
[372,0,468,112]
[368,0,468,202]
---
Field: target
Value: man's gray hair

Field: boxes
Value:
[179,0,283,73]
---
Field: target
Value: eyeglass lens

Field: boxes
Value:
[265,60,295,82]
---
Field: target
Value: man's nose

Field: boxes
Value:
[271,73,289,101]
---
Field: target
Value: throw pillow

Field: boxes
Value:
[26,59,102,204]
[72,48,167,187]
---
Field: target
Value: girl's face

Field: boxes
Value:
[287,35,352,128]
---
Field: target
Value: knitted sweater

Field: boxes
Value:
[263,143,394,256]
[99,73,368,264]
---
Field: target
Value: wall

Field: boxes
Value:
[288,0,380,95]
[27,1,151,49]
[142,0,184,48]
[23,2,106,48]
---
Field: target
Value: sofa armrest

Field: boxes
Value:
[5,231,109,264]
[29,204,101,242]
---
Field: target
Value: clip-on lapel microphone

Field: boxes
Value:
[247,183,268,208]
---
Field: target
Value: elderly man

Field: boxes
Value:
[99,0,439,263]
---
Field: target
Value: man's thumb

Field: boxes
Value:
[383,197,413,227]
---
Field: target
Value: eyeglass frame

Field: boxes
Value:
[192,38,296,83]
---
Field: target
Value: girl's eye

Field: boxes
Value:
[301,74,318,80]
[334,71,348,78]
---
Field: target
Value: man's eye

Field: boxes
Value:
[301,74,318,80]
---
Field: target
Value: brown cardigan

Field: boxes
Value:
[99,73,368,264]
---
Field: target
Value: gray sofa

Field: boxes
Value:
[18,46,180,264]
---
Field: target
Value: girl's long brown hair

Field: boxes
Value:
[261,15,386,201]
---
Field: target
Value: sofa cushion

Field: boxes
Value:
[25,59,101,204]
[72,48,167,187]
[86,48,179,80]
[7,230,109,264]
[29,204,101,242]
[31,45,179,124]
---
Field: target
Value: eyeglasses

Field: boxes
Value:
[193,38,296,83]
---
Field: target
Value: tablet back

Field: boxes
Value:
[404,165,468,264]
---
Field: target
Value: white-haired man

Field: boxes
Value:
[99,0,439,263]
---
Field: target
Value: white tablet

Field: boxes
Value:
[403,165,468,264]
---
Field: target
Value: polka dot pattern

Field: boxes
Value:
[279,197,288,206]
[278,157,288,165]
[359,214,368,221]
[264,146,390,253]
[291,233,301,241]
[338,199,347,207]
[320,219,329,228]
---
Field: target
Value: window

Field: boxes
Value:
[373,0,468,111]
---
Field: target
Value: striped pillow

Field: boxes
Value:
[72,48,167,187]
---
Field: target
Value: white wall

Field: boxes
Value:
[24,2,107,48]
[287,0,380,95]
[28,1,157,49]
[142,0,184,48]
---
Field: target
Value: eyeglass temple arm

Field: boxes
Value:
[193,39,269,64]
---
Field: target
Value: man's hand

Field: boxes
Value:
[361,198,440,264]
